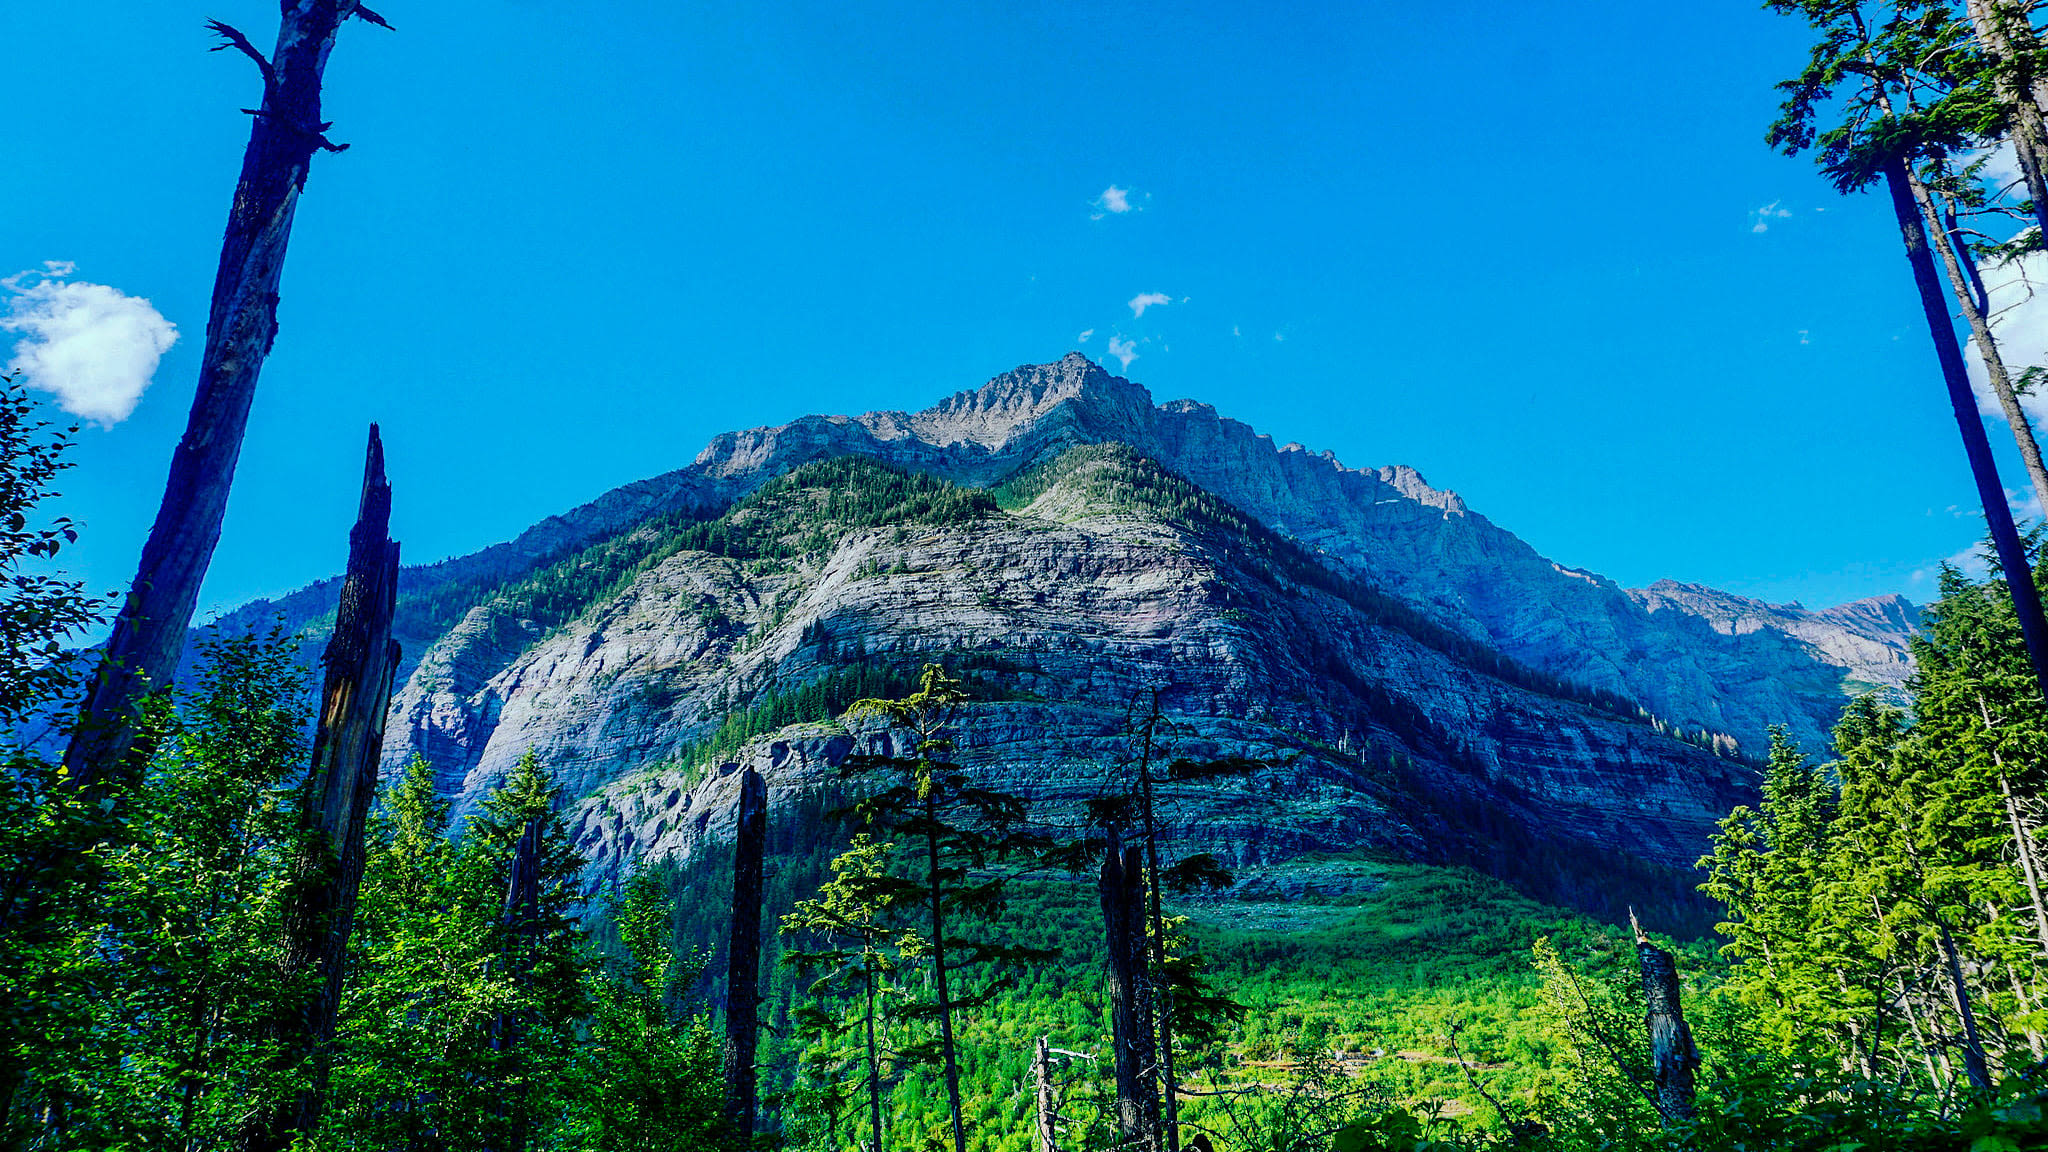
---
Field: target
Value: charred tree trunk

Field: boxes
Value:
[722,766,768,1137]
[240,425,401,1152]
[1101,824,1160,1152]
[63,0,386,799]
[1632,920,1699,1126]
[1885,156,2048,705]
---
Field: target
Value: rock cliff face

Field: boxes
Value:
[205,354,1919,910]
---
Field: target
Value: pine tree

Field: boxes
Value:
[839,663,1055,1152]
[780,833,926,1152]
[563,866,730,1152]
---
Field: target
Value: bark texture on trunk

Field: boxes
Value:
[1937,920,1996,1091]
[1968,0,2048,242]
[1909,172,2048,517]
[1101,825,1160,1152]
[1035,1035,1059,1152]
[1885,157,2048,705]
[722,766,768,1136]
[1633,927,1699,1126]
[64,0,378,796]
[241,425,401,1152]
[487,817,543,1152]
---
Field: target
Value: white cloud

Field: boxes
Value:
[1128,292,1170,318]
[1232,325,1241,337]
[1979,141,2027,199]
[3,262,177,426]
[1945,540,1992,581]
[1964,247,2048,422]
[1091,185,1141,220]
[1077,328,1094,344]
[1750,200,1793,233]
[1106,335,1138,371]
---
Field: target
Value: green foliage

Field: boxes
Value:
[659,664,922,787]
[559,869,733,1152]
[0,371,110,1140]
[836,664,1057,1152]
[780,834,929,1151]
[394,455,996,652]
[1699,557,2048,1093]
[37,634,310,1149]
[0,375,101,727]
[325,749,738,1150]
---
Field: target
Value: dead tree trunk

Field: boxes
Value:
[1101,823,1160,1152]
[63,0,388,799]
[488,817,543,1152]
[1913,173,2048,519]
[722,766,768,1136]
[1937,920,1996,1091]
[1885,156,2048,705]
[1633,918,1698,1127]
[1035,1035,1059,1152]
[239,425,400,1152]
[1132,711,1183,1152]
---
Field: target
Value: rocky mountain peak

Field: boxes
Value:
[908,353,1155,451]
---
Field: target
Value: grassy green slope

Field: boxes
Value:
[624,839,1681,1149]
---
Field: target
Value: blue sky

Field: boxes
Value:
[1,0,2024,619]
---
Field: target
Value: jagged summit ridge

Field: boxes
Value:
[211,354,1918,757]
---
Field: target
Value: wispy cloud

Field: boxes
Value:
[1750,200,1793,233]
[3,261,177,426]
[1106,335,1138,371]
[1128,292,1170,318]
[1077,328,1094,344]
[1097,183,1146,219]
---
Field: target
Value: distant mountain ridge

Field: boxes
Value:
[213,352,1915,756]
[196,354,1918,917]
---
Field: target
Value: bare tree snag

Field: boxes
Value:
[722,766,768,1136]
[1132,704,1183,1152]
[1885,155,2048,705]
[240,425,401,1152]
[1632,915,1698,1127]
[1101,823,1160,1152]
[489,817,544,1152]
[62,0,388,797]
[1035,1035,1059,1152]
[1936,920,1996,1091]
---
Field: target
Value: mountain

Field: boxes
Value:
[204,354,1918,916]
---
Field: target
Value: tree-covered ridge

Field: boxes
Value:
[998,443,1712,750]
[675,455,997,561]
[393,455,996,659]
